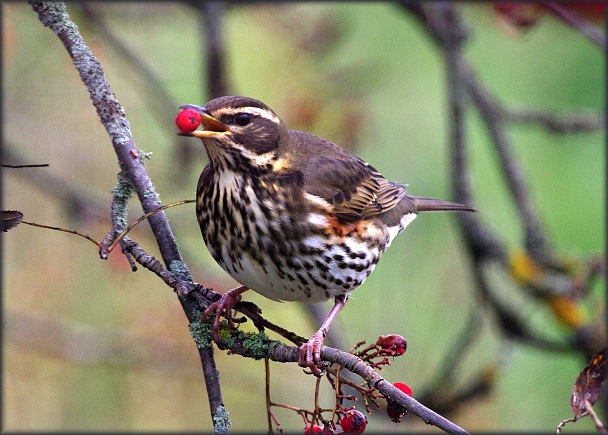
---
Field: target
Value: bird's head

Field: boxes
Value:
[179,96,290,171]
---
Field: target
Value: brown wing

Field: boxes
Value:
[280,131,474,224]
[302,155,407,223]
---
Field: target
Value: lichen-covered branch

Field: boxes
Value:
[29,1,227,428]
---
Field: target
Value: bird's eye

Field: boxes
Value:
[234,113,252,126]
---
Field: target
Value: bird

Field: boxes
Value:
[178,95,475,376]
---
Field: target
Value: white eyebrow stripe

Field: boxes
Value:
[213,106,281,124]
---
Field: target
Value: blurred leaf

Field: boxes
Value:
[570,347,606,417]
[2,210,24,232]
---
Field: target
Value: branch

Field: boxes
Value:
[504,107,604,134]
[189,320,470,435]
[464,62,555,264]
[2,163,49,168]
[400,2,507,265]
[400,2,605,409]
[29,1,226,427]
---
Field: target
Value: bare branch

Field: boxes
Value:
[464,62,555,264]
[399,4,604,415]
[505,107,604,134]
[29,0,226,426]
[401,2,507,265]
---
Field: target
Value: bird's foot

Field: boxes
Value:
[298,296,348,376]
[202,285,248,344]
[298,331,327,376]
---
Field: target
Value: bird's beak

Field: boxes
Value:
[177,104,232,138]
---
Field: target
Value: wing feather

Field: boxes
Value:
[302,155,406,223]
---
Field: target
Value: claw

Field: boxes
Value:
[202,285,248,343]
[299,331,326,376]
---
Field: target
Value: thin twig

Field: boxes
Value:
[265,358,274,434]
[122,239,192,295]
[505,107,604,134]
[401,1,506,264]
[104,200,195,257]
[585,399,607,434]
[235,301,308,346]
[20,220,101,248]
[2,163,49,168]
[464,60,554,264]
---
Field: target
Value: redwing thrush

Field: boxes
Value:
[179,96,475,375]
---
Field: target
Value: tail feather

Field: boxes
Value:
[410,196,476,213]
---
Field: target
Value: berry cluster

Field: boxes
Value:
[297,334,413,433]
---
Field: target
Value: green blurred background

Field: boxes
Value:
[3,2,604,432]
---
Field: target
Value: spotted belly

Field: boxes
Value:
[203,208,415,303]
[197,170,417,303]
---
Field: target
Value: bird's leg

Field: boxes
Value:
[299,295,348,376]
[202,285,249,343]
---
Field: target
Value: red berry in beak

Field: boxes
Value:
[175,108,201,133]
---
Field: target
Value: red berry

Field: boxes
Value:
[304,424,325,434]
[393,382,412,396]
[340,410,367,434]
[175,108,201,133]
[376,334,407,355]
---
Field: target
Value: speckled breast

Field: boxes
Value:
[196,169,404,303]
